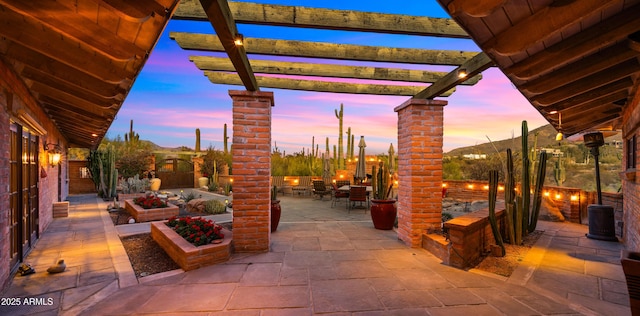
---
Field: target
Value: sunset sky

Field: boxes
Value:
[106,0,550,155]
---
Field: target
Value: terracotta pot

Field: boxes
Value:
[370,199,397,230]
[271,200,282,232]
[622,250,640,315]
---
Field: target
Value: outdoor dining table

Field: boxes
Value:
[338,185,373,192]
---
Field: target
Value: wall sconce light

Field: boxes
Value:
[457,67,468,78]
[44,143,62,167]
[570,195,579,202]
[234,34,244,46]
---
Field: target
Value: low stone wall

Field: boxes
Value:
[124,199,179,222]
[423,205,505,270]
[151,221,232,271]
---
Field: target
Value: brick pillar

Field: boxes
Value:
[229,90,274,252]
[394,99,447,247]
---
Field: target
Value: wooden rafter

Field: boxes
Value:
[198,0,257,91]
[413,52,493,99]
[171,32,479,66]
[1,0,147,60]
[174,0,469,38]
[520,42,640,95]
[505,5,640,80]
[483,0,615,56]
[190,56,482,85]
[21,66,125,101]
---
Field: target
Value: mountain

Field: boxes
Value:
[445,124,559,157]
[445,124,623,157]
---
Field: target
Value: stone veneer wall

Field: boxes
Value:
[394,99,447,247]
[230,90,273,253]
[622,87,640,251]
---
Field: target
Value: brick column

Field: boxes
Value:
[394,99,447,247]
[229,90,274,252]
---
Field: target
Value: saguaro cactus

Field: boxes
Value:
[223,123,229,154]
[488,170,505,256]
[346,127,351,161]
[554,154,566,186]
[335,104,344,169]
[195,128,201,152]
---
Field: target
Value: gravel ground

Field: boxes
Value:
[112,209,233,278]
[474,230,544,277]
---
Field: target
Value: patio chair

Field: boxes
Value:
[331,182,349,208]
[312,180,331,200]
[292,176,312,196]
[348,186,368,213]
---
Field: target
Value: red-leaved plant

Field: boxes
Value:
[166,216,224,246]
[133,195,167,209]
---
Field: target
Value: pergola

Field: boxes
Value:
[171,0,489,98]
[170,0,495,250]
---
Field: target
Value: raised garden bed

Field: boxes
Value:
[150,221,232,271]
[124,199,179,222]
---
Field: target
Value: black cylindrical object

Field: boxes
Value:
[586,204,617,241]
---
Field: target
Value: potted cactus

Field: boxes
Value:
[370,161,396,230]
[271,186,282,232]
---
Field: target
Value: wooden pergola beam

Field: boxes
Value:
[171,32,478,66]
[412,52,492,99]
[204,71,455,96]
[190,56,482,85]
[198,0,258,91]
[174,0,469,38]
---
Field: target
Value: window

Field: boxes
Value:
[627,135,637,170]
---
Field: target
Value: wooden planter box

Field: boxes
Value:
[151,221,232,271]
[124,199,179,222]
[53,202,69,218]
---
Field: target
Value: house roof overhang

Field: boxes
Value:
[436,0,640,136]
[0,0,179,149]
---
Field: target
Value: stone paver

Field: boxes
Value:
[0,193,633,315]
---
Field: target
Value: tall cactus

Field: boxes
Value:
[529,150,547,232]
[554,154,566,186]
[195,128,201,152]
[335,104,344,169]
[502,121,549,245]
[488,170,505,256]
[346,127,351,161]
[372,161,390,200]
[521,121,530,240]
[124,119,139,146]
[223,123,229,154]
[504,149,517,244]
[350,133,355,160]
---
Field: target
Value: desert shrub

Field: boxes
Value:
[205,200,227,214]
[182,191,198,202]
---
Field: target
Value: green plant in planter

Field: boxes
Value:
[371,161,393,200]
[370,161,396,230]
